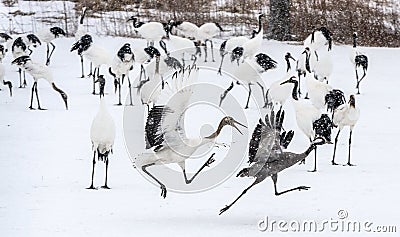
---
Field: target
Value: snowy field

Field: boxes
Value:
[0,35,399,237]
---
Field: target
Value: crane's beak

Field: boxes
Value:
[231,120,247,135]
[289,55,296,61]
[280,79,291,85]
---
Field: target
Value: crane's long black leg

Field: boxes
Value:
[117,77,122,106]
[219,81,234,106]
[23,71,26,87]
[87,151,96,189]
[142,163,167,198]
[300,138,312,165]
[245,83,252,109]
[101,157,110,189]
[347,130,355,166]
[210,40,215,62]
[18,68,23,88]
[308,147,317,172]
[46,42,56,66]
[80,55,85,78]
[204,40,208,62]
[256,82,266,104]
[29,82,36,109]
[127,77,133,106]
[46,43,50,65]
[272,174,310,196]
[219,178,261,215]
[88,63,93,77]
[217,53,226,75]
[35,82,45,110]
[332,130,341,165]
[92,67,97,95]
[183,153,215,184]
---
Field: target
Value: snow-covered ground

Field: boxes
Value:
[0,35,399,237]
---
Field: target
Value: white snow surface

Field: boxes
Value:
[0,36,399,237]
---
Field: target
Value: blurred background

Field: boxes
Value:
[0,0,398,47]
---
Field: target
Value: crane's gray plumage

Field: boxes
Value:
[219,108,327,215]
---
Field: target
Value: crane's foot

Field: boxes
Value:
[331,161,339,165]
[80,75,85,79]
[307,169,317,172]
[219,205,231,215]
[346,163,356,166]
[86,185,97,190]
[29,106,35,110]
[38,107,47,110]
[297,186,310,191]
[101,185,111,189]
[205,156,216,167]
[160,185,167,199]
[115,103,122,106]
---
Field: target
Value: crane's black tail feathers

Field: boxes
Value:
[325,89,346,112]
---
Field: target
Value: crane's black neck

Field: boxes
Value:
[256,15,263,34]
[290,81,299,101]
[80,8,87,25]
[285,56,291,72]
[353,36,357,48]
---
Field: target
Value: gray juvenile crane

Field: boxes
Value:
[219,108,328,215]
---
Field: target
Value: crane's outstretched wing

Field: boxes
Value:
[161,66,198,148]
[250,109,294,164]
[144,65,198,151]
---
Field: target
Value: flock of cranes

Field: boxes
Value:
[0,10,366,215]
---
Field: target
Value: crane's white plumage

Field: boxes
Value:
[306,74,332,109]
[90,98,116,155]
[332,95,360,166]
[267,75,297,108]
[11,56,68,110]
[87,98,116,189]
[135,66,246,198]
[312,50,333,82]
[173,21,199,39]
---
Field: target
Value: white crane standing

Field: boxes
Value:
[134,66,246,198]
[219,53,277,109]
[71,34,111,95]
[350,32,368,94]
[281,76,333,172]
[0,45,12,96]
[74,7,89,78]
[332,95,360,166]
[37,27,66,66]
[109,43,135,106]
[88,98,116,189]
[128,16,167,47]
[11,56,68,110]
[230,14,264,63]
